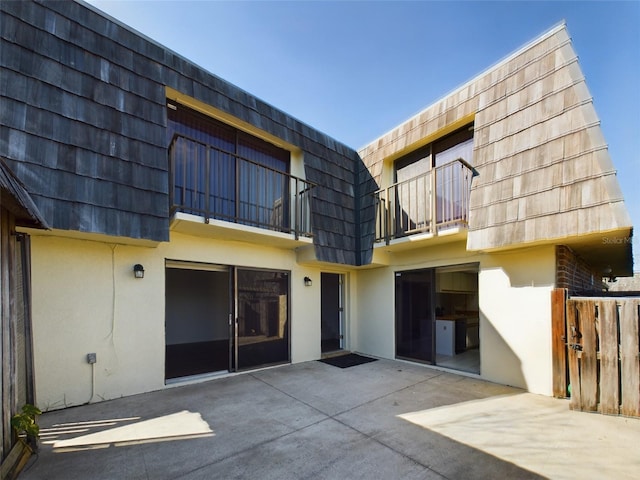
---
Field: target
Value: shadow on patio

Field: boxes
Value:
[18,359,639,479]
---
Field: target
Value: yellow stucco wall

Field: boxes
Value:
[478,246,555,395]
[355,242,555,395]
[31,236,165,409]
[29,231,333,410]
[29,228,555,409]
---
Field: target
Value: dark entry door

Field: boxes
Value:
[395,269,434,363]
[234,268,290,370]
[321,273,342,353]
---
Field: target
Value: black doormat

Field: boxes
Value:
[318,353,378,369]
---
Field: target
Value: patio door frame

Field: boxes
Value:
[231,266,291,372]
[394,268,436,364]
[165,262,290,381]
[321,272,345,353]
[393,264,480,374]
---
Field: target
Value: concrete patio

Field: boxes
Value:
[20,358,640,479]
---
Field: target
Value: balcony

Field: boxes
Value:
[374,159,476,245]
[169,134,314,242]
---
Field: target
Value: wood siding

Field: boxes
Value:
[0,0,169,241]
[551,288,568,398]
[0,160,44,461]
[563,296,640,417]
[1,4,630,267]
[358,24,631,256]
[0,1,365,264]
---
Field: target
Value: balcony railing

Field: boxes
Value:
[374,159,476,243]
[169,134,314,239]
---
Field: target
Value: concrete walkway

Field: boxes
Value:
[20,359,640,479]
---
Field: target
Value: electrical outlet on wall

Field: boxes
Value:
[87,353,97,364]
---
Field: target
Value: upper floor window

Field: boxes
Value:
[168,103,308,234]
[395,144,431,185]
[167,104,289,173]
[375,124,476,242]
[394,124,474,181]
[433,126,474,168]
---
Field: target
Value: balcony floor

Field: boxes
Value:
[170,212,313,249]
[374,226,467,252]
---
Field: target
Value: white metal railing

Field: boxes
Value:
[374,159,475,243]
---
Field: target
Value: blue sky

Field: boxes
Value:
[87,0,639,268]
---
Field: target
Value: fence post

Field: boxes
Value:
[578,301,598,412]
[620,299,640,417]
[599,300,620,415]
[551,288,568,398]
[566,299,582,410]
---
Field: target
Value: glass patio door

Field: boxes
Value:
[395,269,435,363]
[164,263,232,381]
[233,268,290,370]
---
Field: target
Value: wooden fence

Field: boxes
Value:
[552,289,640,417]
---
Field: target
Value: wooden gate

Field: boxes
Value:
[552,289,640,417]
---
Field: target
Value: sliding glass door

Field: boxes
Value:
[395,269,435,363]
[165,263,290,381]
[234,268,290,370]
[394,265,480,374]
[165,265,232,380]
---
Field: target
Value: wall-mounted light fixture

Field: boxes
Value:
[304,276,312,287]
[602,265,617,283]
[133,264,145,279]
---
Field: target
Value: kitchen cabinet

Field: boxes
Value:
[465,320,479,348]
[436,272,477,293]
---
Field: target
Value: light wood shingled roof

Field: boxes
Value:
[359,23,633,276]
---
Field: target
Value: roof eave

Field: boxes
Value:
[0,158,49,230]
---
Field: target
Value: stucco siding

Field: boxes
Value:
[6,4,633,410]
[354,268,395,359]
[30,236,165,409]
[479,246,555,395]
[29,231,329,409]
[356,243,555,395]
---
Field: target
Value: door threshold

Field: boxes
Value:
[164,362,293,388]
[165,370,228,385]
[321,350,348,359]
[394,357,481,379]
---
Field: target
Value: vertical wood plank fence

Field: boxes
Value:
[552,288,640,417]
